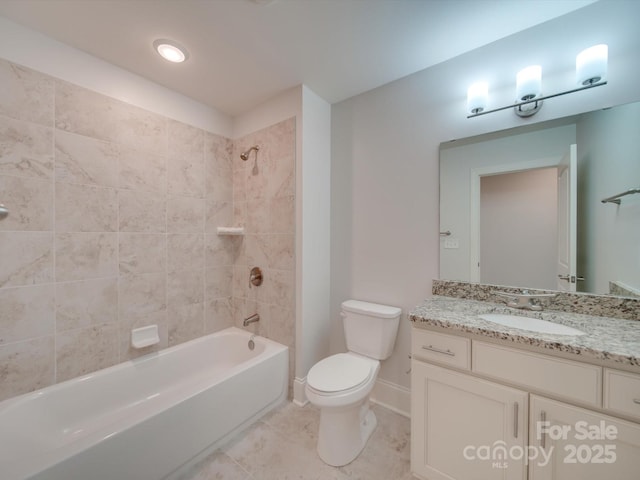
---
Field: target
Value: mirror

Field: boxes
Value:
[439,101,640,298]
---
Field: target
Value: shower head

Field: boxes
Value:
[240,145,259,161]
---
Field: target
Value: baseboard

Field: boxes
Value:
[292,376,308,406]
[370,378,411,418]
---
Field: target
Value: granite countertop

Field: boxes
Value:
[410,296,640,368]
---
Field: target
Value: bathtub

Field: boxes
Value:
[0,327,288,480]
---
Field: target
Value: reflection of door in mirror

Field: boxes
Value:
[479,167,559,290]
[556,145,577,292]
[475,145,577,291]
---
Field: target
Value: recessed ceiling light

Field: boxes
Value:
[153,39,189,63]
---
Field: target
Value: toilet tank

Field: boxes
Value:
[342,300,402,360]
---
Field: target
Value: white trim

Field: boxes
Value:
[469,157,561,283]
[292,376,309,407]
[370,378,411,418]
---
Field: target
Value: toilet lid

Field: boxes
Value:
[307,353,373,393]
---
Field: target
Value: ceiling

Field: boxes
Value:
[0,0,596,116]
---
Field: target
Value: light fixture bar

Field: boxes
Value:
[467,80,607,118]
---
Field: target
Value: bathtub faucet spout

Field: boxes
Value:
[243,313,260,327]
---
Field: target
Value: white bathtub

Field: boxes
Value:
[0,327,288,480]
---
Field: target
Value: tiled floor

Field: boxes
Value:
[178,401,413,480]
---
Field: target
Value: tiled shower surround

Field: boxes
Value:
[0,58,296,401]
[232,119,296,387]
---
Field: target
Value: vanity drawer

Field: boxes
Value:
[411,328,470,370]
[604,369,640,421]
[473,341,602,406]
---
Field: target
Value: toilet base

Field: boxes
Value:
[316,401,377,467]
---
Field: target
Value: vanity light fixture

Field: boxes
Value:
[467,44,608,118]
[153,39,189,63]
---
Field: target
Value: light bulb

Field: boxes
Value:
[467,82,488,115]
[153,39,188,63]
[516,65,542,101]
[576,44,607,85]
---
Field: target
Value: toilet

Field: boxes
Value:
[305,299,402,466]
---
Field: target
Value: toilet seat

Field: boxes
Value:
[307,353,375,395]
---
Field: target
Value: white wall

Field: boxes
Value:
[330,0,640,393]
[480,169,558,289]
[577,102,640,295]
[297,86,332,378]
[0,16,232,136]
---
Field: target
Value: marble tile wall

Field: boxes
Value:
[231,118,296,391]
[0,59,239,400]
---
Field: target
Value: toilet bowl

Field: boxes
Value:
[306,353,380,466]
[305,300,401,467]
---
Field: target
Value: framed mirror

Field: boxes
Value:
[439,101,640,298]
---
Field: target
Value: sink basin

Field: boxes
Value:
[478,314,585,336]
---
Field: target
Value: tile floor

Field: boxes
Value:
[178,401,414,480]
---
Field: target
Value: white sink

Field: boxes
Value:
[478,313,586,336]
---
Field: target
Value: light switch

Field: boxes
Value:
[444,238,459,249]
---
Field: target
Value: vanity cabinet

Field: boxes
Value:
[411,327,640,480]
[603,368,640,421]
[529,395,640,479]
[411,361,527,480]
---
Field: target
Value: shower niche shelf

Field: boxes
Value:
[217,226,245,236]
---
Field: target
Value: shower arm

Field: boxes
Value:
[240,145,260,161]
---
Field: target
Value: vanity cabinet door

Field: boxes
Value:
[411,361,527,480]
[529,395,640,480]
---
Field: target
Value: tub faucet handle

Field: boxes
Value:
[249,267,263,287]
